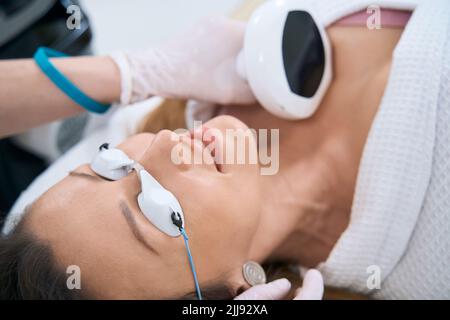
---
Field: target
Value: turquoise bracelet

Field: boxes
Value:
[33,47,111,114]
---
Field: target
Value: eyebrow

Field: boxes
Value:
[69,171,158,254]
[119,201,158,255]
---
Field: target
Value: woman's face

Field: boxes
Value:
[25,115,263,299]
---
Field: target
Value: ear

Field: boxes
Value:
[227,266,252,297]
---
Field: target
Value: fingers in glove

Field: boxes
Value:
[294,269,324,300]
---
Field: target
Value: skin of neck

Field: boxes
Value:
[247,124,355,267]
[244,26,403,267]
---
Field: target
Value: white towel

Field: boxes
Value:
[316,0,450,299]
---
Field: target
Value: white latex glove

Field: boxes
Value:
[234,269,324,300]
[111,16,255,106]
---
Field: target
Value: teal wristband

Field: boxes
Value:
[33,47,111,114]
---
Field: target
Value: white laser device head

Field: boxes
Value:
[237,0,332,120]
[90,144,184,237]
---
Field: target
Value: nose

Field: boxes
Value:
[138,130,191,175]
[116,132,156,161]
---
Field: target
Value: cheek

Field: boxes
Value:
[231,179,262,237]
[182,174,262,252]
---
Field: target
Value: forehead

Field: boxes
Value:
[22,169,192,299]
[26,171,124,249]
[25,172,130,263]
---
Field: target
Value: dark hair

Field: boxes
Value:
[0,217,303,300]
[181,286,236,300]
[0,220,235,300]
[0,222,86,300]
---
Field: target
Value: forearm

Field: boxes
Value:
[0,56,121,138]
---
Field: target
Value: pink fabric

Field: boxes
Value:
[334,9,412,28]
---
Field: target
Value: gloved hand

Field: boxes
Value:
[111,16,255,106]
[234,269,324,300]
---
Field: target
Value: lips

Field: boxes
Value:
[190,126,223,173]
